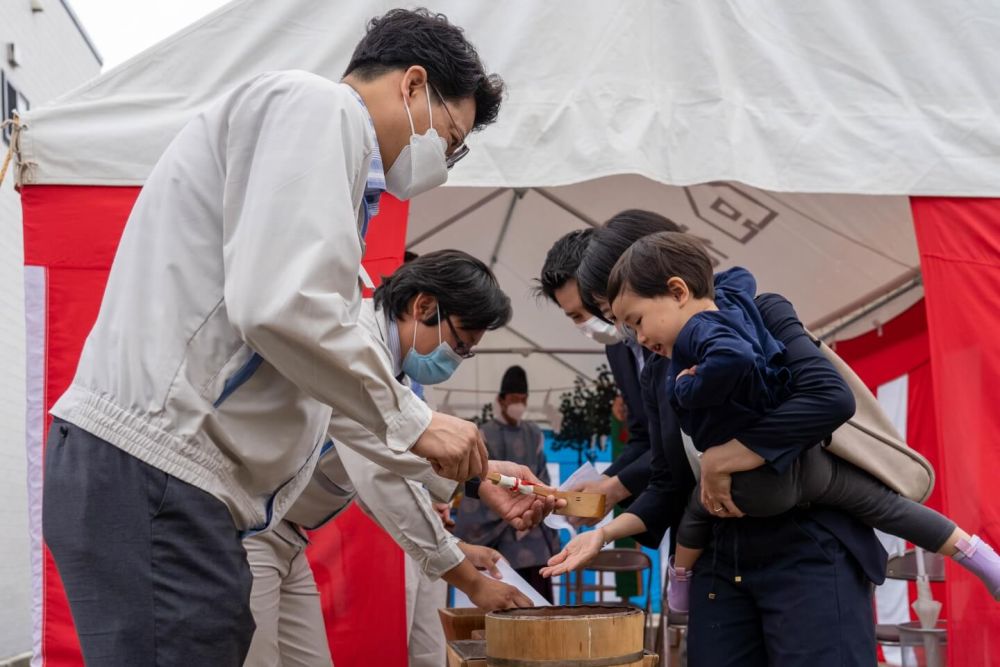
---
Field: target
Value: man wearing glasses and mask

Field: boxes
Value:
[42,9,530,665]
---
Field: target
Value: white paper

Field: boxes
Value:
[451,558,552,608]
[543,462,607,536]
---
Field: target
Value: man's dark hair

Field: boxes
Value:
[344,8,505,130]
[532,228,594,304]
[607,232,715,309]
[577,209,682,319]
[374,249,512,331]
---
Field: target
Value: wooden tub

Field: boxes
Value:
[485,605,645,667]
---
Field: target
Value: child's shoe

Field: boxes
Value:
[667,557,692,613]
[954,535,1000,600]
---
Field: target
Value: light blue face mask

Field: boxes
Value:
[401,305,464,385]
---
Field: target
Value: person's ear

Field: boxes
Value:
[667,277,690,305]
[412,293,438,322]
[401,65,428,102]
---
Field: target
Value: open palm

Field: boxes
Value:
[539,529,604,578]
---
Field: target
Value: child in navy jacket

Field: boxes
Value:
[606,231,1000,613]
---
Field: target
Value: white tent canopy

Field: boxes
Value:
[17,0,998,421]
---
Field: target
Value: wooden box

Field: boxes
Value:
[438,607,486,642]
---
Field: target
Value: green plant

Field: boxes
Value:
[551,364,618,465]
[470,401,494,426]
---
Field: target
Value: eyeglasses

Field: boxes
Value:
[442,314,476,359]
[429,83,470,169]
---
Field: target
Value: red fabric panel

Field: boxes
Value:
[21,185,410,666]
[905,361,949,609]
[306,505,408,666]
[22,185,137,268]
[361,193,410,290]
[833,300,931,392]
[21,184,136,667]
[912,197,1000,666]
[835,301,949,616]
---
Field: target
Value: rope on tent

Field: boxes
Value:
[0,113,29,189]
[0,118,16,188]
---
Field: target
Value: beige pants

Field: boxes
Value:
[244,521,449,667]
[404,555,448,667]
[244,523,332,667]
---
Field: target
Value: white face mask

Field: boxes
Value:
[576,316,623,345]
[504,402,527,422]
[384,83,449,201]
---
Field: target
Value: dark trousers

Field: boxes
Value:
[686,514,877,667]
[43,419,256,666]
[679,445,955,553]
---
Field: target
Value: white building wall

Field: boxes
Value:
[0,1,101,658]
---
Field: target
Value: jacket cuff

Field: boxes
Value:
[616,458,652,497]
[384,389,433,453]
[419,469,459,503]
[421,535,465,580]
[741,440,797,475]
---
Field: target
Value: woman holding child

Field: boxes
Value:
[539,210,1000,667]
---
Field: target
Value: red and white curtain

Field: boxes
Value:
[22,185,414,667]
[22,188,1000,665]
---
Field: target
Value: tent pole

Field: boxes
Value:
[489,189,526,269]
[406,187,509,248]
[807,267,921,332]
[531,187,601,227]
[502,325,596,381]
[817,276,923,342]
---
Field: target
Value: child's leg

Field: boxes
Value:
[797,446,956,552]
[799,446,1000,600]
[675,488,713,569]
[669,488,715,614]
[729,458,804,518]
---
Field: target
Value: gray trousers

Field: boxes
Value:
[679,444,956,553]
[43,419,256,666]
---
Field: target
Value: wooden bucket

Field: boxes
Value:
[485,605,645,667]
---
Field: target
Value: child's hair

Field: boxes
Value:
[607,232,715,306]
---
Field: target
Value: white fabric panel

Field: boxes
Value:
[17,0,1000,195]
[23,266,45,667]
[875,374,911,666]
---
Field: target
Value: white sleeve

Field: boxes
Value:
[338,442,464,579]
[327,409,459,502]
[221,71,429,453]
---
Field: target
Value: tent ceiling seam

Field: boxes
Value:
[501,324,596,382]
[531,187,601,227]
[406,187,509,248]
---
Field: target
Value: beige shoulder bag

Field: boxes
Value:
[808,330,935,503]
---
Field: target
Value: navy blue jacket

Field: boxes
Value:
[603,342,653,501]
[669,268,793,450]
[628,293,887,584]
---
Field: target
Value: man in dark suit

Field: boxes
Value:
[534,229,662,521]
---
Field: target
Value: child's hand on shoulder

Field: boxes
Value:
[676,365,698,381]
